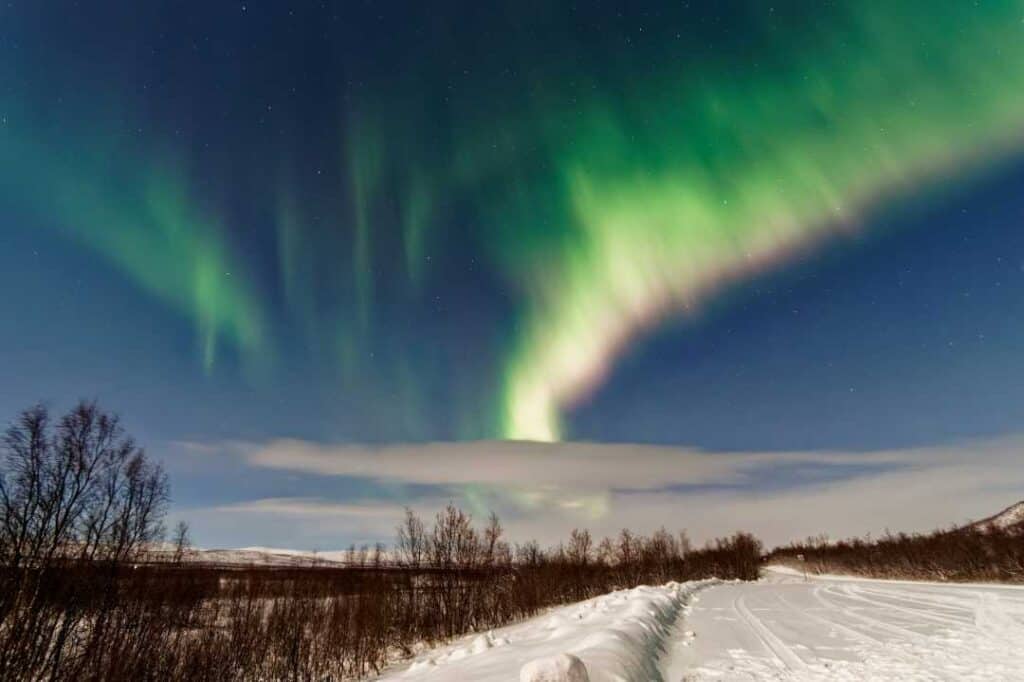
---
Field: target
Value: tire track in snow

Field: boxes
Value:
[832,583,973,629]
[778,591,949,682]
[681,571,1024,681]
[850,586,973,626]
[733,594,807,674]
[813,585,936,644]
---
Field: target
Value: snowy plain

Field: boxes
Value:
[380,567,1024,681]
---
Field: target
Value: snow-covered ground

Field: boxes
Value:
[676,566,1024,680]
[379,580,718,681]
[381,568,1024,681]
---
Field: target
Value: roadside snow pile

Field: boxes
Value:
[520,653,589,682]
[380,580,717,682]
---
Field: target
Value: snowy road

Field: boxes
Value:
[674,567,1024,681]
[383,568,1024,681]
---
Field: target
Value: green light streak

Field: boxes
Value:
[8,3,1023,442]
[496,2,1024,439]
[347,116,381,332]
[335,3,1024,441]
[1,115,267,373]
[402,170,432,285]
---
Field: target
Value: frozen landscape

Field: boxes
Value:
[384,567,1024,681]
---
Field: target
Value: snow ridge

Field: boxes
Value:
[386,580,717,681]
[567,581,714,681]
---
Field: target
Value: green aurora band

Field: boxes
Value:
[347,2,1024,440]
[501,4,1024,441]
[5,3,1024,442]
[0,112,267,373]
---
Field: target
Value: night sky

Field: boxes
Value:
[3,2,1024,548]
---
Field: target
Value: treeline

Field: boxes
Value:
[770,519,1024,582]
[0,402,762,681]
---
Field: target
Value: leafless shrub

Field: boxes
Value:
[0,401,169,680]
[770,520,1024,582]
[0,404,765,681]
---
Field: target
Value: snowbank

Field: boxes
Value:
[519,653,589,682]
[380,580,716,682]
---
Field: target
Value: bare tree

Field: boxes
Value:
[616,528,636,566]
[0,401,168,568]
[395,507,426,568]
[482,511,503,567]
[567,528,592,566]
[678,530,692,557]
[0,401,169,679]
[431,503,478,569]
[515,539,543,567]
[171,521,191,564]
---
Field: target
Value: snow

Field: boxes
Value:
[234,546,355,563]
[519,653,590,682]
[379,580,717,682]
[380,569,1024,681]
[674,566,1024,681]
[184,547,347,566]
[973,500,1024,530]
[173,546,378,566]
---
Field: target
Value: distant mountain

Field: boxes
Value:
[173,546,399,567]
[140,545,351,566]
[192,547,348,566]
[971,500,1024,531]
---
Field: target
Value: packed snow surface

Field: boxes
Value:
[383,568,1024,681]
[673,566,1024,680]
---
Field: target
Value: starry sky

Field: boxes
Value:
[3,2,1024,547]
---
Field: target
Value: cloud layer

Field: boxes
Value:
[242,439,916,489]
[174,437,1024,550]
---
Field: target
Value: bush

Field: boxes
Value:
[0,402,764,681]
[0,401,168,680]
[769,521,1024,582]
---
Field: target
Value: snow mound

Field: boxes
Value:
[383,580,716,681]
[470,634,493,654]
[520,653,589,682]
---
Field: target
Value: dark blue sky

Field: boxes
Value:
[2,1,1024,547]
[4,157,1021,453]
[573,161,1024,450]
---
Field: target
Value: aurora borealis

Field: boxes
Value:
[4,1,1024,545]
[488,3,1024,440]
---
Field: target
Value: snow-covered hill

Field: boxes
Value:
[190,547,347,566]
[972,500,1024,530]
[146,546,354,566]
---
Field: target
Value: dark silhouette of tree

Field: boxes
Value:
[0,401,168,679]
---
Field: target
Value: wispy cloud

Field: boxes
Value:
[240,438,916,489]
[176,437,1024,549]
[210,497,403,518]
